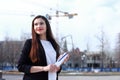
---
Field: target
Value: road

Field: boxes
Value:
[2,74,120,80]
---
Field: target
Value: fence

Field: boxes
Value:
[1,66,120,72]
[62,67,120,72]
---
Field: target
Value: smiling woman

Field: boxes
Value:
[17,15,69,80]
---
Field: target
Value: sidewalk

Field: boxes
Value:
[2,70,120,76]
[59,71,120,76]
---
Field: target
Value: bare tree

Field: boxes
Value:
[95,28,111,70]
[9,41,22,69]
[115,33,120,68]
[1,36,23,70]
[2,36,12,66]
[0,42,4,69]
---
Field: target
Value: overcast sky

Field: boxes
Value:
[0,0,120,51]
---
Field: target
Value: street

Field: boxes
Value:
[2,74,120,80]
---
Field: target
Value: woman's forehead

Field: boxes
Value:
[34,18,45,23]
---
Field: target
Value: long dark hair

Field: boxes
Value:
[30,15,60,63]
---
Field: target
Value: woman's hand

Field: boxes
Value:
[43,64,60,72]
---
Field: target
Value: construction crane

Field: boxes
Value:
[45,10,78,20]
[45,10,78,42]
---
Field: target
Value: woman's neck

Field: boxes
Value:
[40,35,47,40]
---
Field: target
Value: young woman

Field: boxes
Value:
[17,15,67,80]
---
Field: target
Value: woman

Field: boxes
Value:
[17,15,67,80]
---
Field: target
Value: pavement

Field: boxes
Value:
[1,70,120,80]
[1,70,120,76]
[59,71,120,76]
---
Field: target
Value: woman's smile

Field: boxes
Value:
[36,28,44,31]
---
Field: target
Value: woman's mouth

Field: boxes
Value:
[36,28,44,31]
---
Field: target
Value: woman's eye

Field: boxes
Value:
[34,23,38,26]
[40,22,44,25]
[34,22,44,26]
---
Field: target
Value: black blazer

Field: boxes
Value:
[17,39,60,80]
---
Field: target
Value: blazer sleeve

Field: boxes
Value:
[17,39,32,74]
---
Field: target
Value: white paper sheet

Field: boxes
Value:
[55,52,68,67]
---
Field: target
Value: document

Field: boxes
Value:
[55,52,68,67]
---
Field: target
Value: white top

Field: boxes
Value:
[41,40,57,80]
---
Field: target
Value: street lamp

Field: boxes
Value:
[61,35,74,52]
[81,54,86,71]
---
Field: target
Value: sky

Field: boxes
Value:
[0,0,120,51]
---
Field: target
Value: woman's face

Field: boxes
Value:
[34,18,47,36]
